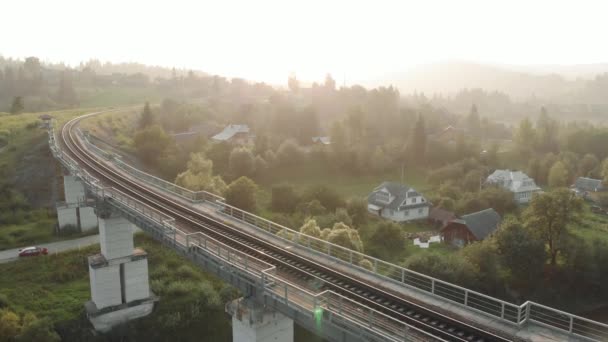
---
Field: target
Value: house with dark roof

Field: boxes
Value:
[440,208,501,247]
[367,182,430,222]
[573,177,605,193]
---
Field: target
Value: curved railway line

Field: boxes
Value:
[60,112,514,342]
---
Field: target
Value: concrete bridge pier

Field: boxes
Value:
[84,205,156,332]
[56,175,98,232]
[226,298,294,342]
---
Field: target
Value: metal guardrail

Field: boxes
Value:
[57,121,608,341]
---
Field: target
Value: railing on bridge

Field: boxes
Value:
[58,122,608,342]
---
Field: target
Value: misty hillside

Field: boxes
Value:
[370,61,608,103]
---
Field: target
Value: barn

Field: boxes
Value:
[441,208,501,247]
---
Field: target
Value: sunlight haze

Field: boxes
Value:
[2,0,608,84]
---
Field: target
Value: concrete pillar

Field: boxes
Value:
[57,204,78,229]
[86,210,155,332]
[64,175,86,204]
[99,215,134,260]
[227,298,294,342]
[79,207,99,231]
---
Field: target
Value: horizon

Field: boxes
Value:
[2,0,608,85]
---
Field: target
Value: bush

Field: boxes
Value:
[271,184,299,213]
[303,185,344,212]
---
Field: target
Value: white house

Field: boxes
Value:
[211,124,252,144]
[367,182,430,222]
[485,170,541,204]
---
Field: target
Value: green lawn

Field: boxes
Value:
[258,163,431,198]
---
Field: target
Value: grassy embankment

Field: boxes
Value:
[0,108,109,250]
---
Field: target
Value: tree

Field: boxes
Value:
[523,189,583,266]
[287,73,299,93]
[478,187,517,216]
[271,184,299,213]
[0,309,21,340]
[406,114,426,164]
[326,222,364,253]
[466,104,481,137]
[276,140,305,166]
[139,102,154,128]
[225,176,258,212]
[175,153,227,195]
[463,169,483,192]
[346,197,368,227]
[370,146,390,172]
[229,147,255,178]
[133,124,171,164]
[493,218,545,289]
[304,185,344,212]
[369,222,405,258]
[548,161,569,188]
[602,159,608,184]
[514,118,536,157]
[56,71,78,106]
[578,153,599,178]
[10,96,24,114]
[300,219,321,238]
[536,108,559,153]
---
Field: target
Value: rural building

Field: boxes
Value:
[428,207,457,228]
[485,169,541,204]
[367,182,430,222]
[429,125,467,145]
[573,177,605,193]
[311,136,331,145]
[441,208,501,247]
[211,124,252,144]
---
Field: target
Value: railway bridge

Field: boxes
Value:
[49,110,608,342]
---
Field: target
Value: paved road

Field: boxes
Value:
[0,234,100,263]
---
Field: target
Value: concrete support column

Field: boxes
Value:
[56,176,98,232]
[86,209,155,332]
[227,298,294,342]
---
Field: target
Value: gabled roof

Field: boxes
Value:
[312,136,331,145]
[367,181,428,211]
[212,124,250,141]
[574,177,605,192]
[457,208,501,240]
[486,169,541,193]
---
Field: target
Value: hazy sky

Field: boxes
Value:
[2,0,607,84]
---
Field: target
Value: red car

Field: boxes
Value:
[18,246,48,257]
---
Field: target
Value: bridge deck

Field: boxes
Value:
[193,201,585,342]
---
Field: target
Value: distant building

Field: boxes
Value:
[485,169,541,204]
[211,124,252,145]
[573,177,605,193]
[367,182,430,222]
[39,114,53,128]
[311,136,331,145]
[441,208,501,247]
[429,125,467,145]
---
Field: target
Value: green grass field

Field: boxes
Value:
[258,163,431,198]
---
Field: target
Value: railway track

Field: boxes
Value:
[60,112,514,342]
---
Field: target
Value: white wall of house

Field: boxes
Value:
[514,190,537,203]
[381,206,429,222]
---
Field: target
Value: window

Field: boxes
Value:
[404,210,409,216]
[412,197,417,204]
[376,191,390,203]
[418,208,423,214]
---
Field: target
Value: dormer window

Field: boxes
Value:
[376,191,390,203]
[412,197,417,204]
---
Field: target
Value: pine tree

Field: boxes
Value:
[10,96,24,114]
[139,102,154,128]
